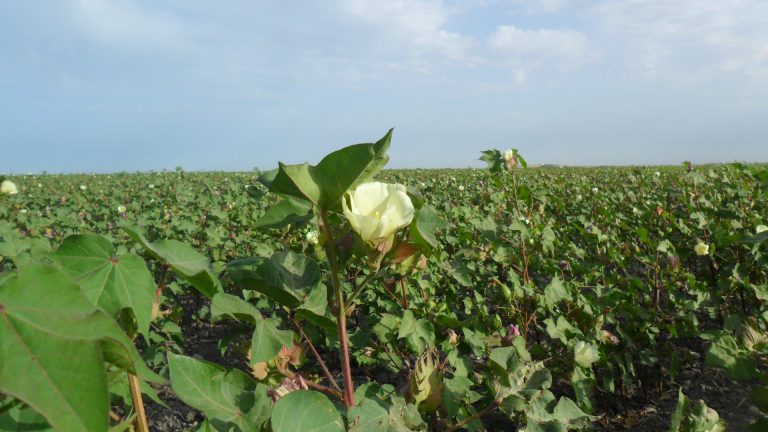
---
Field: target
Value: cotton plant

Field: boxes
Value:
[206,129,446,427]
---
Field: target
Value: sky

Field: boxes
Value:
[1,0,767,173]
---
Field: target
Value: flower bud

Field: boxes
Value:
[667,255,680,271]
[501,324,520,346]
[447,330,459,346]
[601,330,619,345]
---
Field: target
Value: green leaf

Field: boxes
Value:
[228,251,321,309]
[251,319,294,364]
[51,234,155,337]
[269,129,392,210]
[271,390,345,432]
[398,310,435,353]
[742,231,768,244]
[571,367,594,414]
[210,293,262,323]
[0,403,52,431]
[386,397,427,432]
[348,399,389,432]
[314,129,391,209]
[543,277,569,309]
[257,168,279,188]
[122,225,221,298]
[255,196,313,229]
[479,149,503,172]
[705,334,759,380]
[271,162,322,205]
[552,396,598,427]
[0,264,156,432]
[669,388,725,432]
[168,353,271,432]
[409,205,444,251]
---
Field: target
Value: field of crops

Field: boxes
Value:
[1,133,767,431]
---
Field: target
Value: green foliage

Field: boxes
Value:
[52,234,155,337]
[669,389,725,432]
[1,138,767,431]
[269,129,391,210]
[271,390,344,432]
[168,353,272,431]
[122,224,221,297]
[0,264,159,432]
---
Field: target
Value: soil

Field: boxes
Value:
[138,294,762,431]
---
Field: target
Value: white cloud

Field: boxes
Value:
[499,0,569,14]
[341,0,472,61]
[70,0,189,51]
[490,25,588,61]
[590,0,768,79]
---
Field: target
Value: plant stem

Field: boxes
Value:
[345,269,380,306]
[444,400,500,432]
[289,315,342,393]
[318,210,355,408]
[510,174,530,284]
[278,367,343,401]
[127,372,149,432]
[154,263,169,299]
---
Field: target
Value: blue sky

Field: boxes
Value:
[2,0,767,173]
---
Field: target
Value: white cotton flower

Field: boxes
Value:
[1,180,18,195]
[757,225,768,234]
[20,208,28,214]
[305,230,319,245]
[37,183,42,188]
[503,149,515,162]
[149,184,155,189]
[117,205,126,213]
[694,242,709,256]
[80,185,87,191]
[574,341,599,368]
[654,171,660,177]
[342,182,415,246]
[591,187,598,194]
[458,185,465,191]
